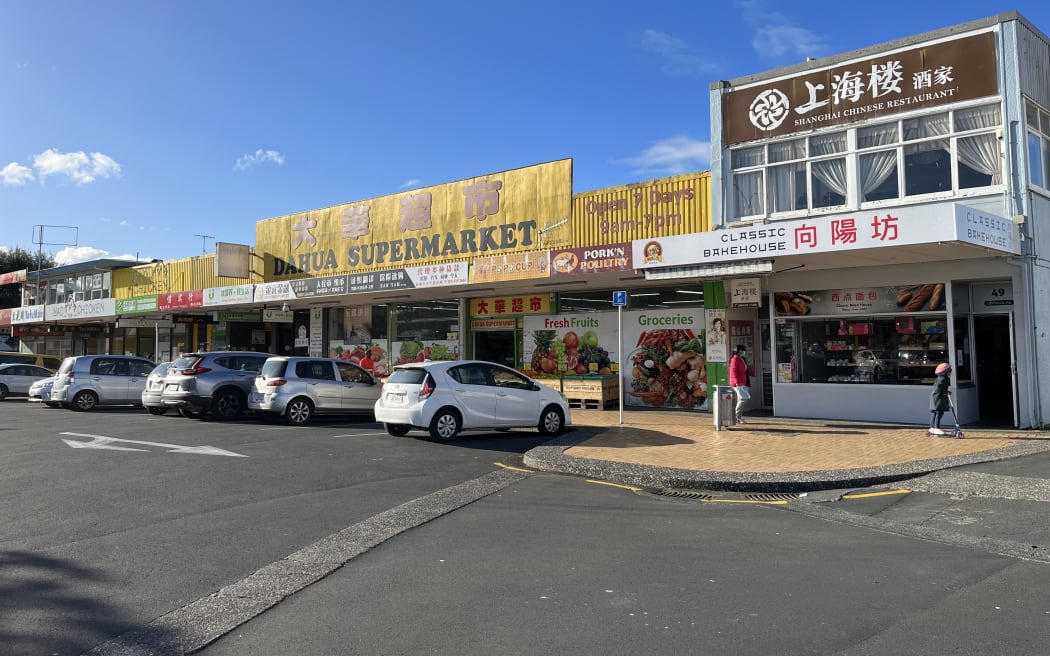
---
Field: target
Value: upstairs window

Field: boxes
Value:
[1027,100,1050,193]
[729,102,1003,221]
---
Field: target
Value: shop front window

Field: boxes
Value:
[775,314,947,385]
[391,300,459,367]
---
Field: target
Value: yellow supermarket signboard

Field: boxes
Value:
[256,159,572,280]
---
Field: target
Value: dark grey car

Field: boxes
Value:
[160,351,271,420]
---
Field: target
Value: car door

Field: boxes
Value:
[295,360,341,411]
[489,364,540,426]
[0,365,30,395]
[446,363,497,427]
[90,357,129,403]
[335,361,380,413]
[127,359,155,401]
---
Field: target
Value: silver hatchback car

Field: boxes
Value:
[249,356,381,425]
[51,355,157,411]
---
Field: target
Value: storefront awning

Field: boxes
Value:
[644,259,774,280]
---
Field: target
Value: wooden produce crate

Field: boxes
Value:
[561,375,619,409]
[535,378,563,393]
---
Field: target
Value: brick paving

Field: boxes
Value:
[563,409,1047,474]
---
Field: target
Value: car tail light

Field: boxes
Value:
[179,358,211,375]
[419,375,435,400]
[266,379,287,387]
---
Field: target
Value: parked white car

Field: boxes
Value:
[375,360,571,440]
[27,374,60,407]
[0,364,55,400]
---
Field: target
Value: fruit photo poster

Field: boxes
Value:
[523,309,707,410]
[522,315,618,378]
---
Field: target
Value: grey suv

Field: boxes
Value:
[249,356,381,425]
[161,351,270,420]
[52,355,157,411]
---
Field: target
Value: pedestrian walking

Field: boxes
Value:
[729,344,753,424]
[928,362,951,435]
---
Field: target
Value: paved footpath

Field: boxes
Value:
[525,408,1050,492]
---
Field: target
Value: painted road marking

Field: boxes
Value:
[701,499,789,505]
[586,479,641,491]
[60,432,248,457]
[495,462,532,472]
[842,489,911,499]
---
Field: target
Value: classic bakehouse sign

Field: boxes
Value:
[722,32,998,145]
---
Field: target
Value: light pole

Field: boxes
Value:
[194,234,214,255]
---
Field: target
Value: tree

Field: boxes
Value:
[0,247,55,309]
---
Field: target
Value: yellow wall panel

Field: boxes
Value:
[113,254,259,298]
[571,171,710,247]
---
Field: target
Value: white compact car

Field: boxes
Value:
[375,359,571,441]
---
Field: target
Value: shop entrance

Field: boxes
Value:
[473,330,515,367]
[973,314,1015,426]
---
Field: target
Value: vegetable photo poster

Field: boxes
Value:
[623,308,706,409]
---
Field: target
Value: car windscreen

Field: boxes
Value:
[386,367,428,384]
[260,360,288,378]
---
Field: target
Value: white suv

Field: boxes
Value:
[375,360,571,441]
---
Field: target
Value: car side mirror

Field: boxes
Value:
[532,382,541,392]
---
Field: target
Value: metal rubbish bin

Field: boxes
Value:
[713,385,737,431]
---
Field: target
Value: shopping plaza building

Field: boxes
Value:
[2,11,1047,428]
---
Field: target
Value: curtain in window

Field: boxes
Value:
[857,124,899,198]
[811,158,847,197]
[732,171,763,217]
[769,163,804,212]
[954,105,1003,184]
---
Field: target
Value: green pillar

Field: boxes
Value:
[705,281,728,389]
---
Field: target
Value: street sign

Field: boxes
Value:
[612,290,627,307]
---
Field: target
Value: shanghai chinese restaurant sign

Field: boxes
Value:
[722,32,997,145]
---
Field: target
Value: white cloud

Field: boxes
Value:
[234,149,286,171]
[53,246,145,266]
[634,29,719,77]
[615,135,711,177]
[736,1,827,60]
[1,162,34,186]
[400,179,422,189]
[33,149,121,185]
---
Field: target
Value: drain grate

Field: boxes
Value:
[746,493,799,502]
[652,489,715,500]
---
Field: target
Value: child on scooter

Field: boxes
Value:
[929,362,951,435]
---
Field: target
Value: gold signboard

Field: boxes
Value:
[470,251,550,283]
[255,159,572,280]
[722,32,998,145]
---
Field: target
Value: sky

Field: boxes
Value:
[3,1,1049,267]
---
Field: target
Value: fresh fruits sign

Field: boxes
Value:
[523,316,618,378]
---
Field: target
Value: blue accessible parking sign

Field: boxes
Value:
[612,290,627,307]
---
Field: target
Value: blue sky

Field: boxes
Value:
[3,1,1049,267]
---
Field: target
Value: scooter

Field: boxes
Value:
[925,395,965,439]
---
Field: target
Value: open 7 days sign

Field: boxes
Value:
[631,202,1018,270]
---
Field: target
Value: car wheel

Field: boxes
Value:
[0,384,7,401]
[285,398,314,426]
[212,390,244,421]
[72,390,99,411]
[428,409,461,441]
[537,405,565,436]
[178,407,204,419]
[147,406,167,415]
[385,423,411,436]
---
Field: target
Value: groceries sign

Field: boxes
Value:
[722,32,997,145]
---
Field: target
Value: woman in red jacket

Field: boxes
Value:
[729,344,752,423]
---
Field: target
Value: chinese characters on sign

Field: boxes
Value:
[469,295,551,317]
[723,32,997,144]
[728,278,761,308]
